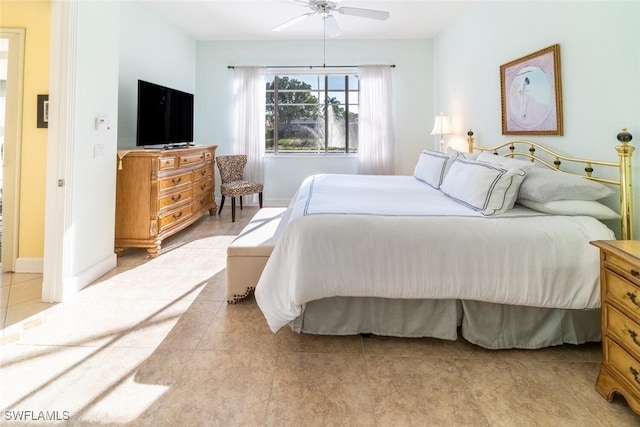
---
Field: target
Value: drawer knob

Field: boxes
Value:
[631,269,640,278]
[630,367,640,385]
[624,291,640,309]
[173,212,183,220]
[171,195,181,202]
[624,325,640,346]
[172,177,182,185]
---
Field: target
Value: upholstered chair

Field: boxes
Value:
[216,155,263,222]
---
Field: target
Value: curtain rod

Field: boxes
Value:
[227,64,395,69]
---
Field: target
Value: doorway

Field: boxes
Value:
[0,38,5,264]
[0,28,25,272]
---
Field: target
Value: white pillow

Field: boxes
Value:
[440,158,528,215]
[413,150,457,189]
[518,167,614,202]
[445,146,481,160]
[517,199,620,220]
[476,152,535,171]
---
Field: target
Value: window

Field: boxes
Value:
[265,74,358,154]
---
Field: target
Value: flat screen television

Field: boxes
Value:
[136,80,194,147]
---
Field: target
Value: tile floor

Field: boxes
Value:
[1,206,639,426]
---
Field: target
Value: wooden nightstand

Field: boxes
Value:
[591,240,640,415]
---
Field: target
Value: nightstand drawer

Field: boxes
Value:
[606,269,640,314]
[605,304,640,360]
[604,337,640,393]
[605,252,640,286]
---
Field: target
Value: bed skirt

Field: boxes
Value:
[289,297,601,350]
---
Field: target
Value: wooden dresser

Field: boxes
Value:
[591,240,640,415]
[115,145,217,257]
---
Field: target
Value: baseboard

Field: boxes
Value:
[64,253,118,296]
[14,257,44,273]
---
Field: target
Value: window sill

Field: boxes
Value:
[264,153,358,158]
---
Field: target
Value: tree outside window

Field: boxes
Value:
[266,74,358,154]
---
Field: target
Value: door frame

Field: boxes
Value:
[42,1,75,302]
[0,28,25,272]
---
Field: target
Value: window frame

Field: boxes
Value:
[266,72,358,155]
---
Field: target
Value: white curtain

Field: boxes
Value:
[357,65,395,175]
[232,66,266,205]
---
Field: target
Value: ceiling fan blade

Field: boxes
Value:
[272,12,314,32]
[337,7,390,21]
[324,15,341,38]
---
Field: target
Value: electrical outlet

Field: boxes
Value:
[94,144,104,158]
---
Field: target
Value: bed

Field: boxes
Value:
[254,129,635,349]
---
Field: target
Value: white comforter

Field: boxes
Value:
[255,174,615,332]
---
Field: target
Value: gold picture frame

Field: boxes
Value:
[500,44,563,135]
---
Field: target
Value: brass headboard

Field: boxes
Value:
[466,129,635,240]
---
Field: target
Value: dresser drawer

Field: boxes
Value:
[193,177,213,197]
[605,252,640,286]
[605,269,640,314]
[158,204,193,233]
[179,151,206,167]
[158,188,192,212]
[193,192,213,213]
[604,337,640,393]
[605,304,640,360]
[194,164,213,182]
[159,171,192,191]
[159,155,177,170]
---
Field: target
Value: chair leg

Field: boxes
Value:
[239,195,243,211]
[231,197,236,222]
[259,192,263,208]
[218,195,225,215]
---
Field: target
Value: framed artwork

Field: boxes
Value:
[37,94,49,128]
[500,44,563,135]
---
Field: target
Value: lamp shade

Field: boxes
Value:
[430,114,453,136]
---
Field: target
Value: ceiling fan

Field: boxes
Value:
[272,0,390,37]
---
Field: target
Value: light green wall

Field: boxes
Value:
[435,1,640,238]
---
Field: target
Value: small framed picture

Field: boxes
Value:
[500,44,563,135]
[37,94,49,128]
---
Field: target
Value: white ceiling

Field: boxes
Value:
[139,0,475,41]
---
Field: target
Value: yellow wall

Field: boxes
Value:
[0,0,50,257]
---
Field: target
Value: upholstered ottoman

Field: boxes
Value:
[226,207,288,303]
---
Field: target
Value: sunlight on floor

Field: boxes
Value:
[1,229,235,424]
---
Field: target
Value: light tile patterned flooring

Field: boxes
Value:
[1,206,639,426]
